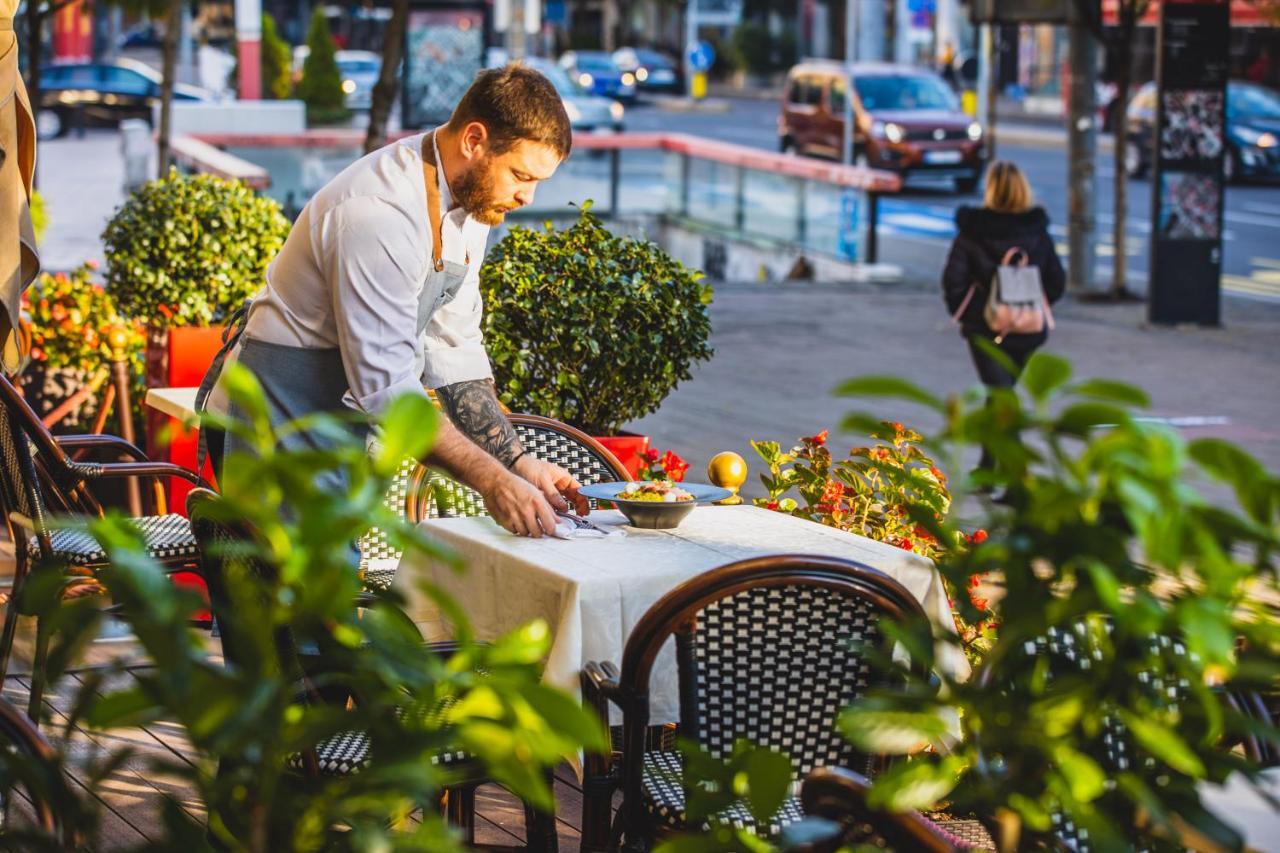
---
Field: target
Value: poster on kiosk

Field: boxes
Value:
[1148,0,1230,326]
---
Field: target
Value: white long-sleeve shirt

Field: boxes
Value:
[208,131,492,417]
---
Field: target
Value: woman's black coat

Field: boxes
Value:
[941,205,1066,342]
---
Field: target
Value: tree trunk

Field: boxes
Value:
[156,0,182,175]
[1111,30,1132,297]
[364,0,409,155]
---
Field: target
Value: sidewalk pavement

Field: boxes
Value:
[632,280,1280,503]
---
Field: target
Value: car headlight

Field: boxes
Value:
[342,79,357,94]
[610,101,625,121]
[563,100,582,123]
[636,67,648,82]
[967,122,982,141]
[621,72,636,87]
[1235,125,1277,148]
[881,121,904,143]
[579,73,593,88]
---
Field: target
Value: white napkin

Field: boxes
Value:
[550,514,626,540]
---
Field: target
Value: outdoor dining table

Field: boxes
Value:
[392,503,970,732]
[144,386,199,422]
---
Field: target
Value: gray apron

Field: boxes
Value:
[194,131,468,499]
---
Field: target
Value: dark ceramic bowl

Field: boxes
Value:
[578,482,733,529]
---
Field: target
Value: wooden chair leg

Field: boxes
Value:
[523,769,559,853]
[25,617,50,724]
[0,559,30,682]
[445,785,477,845]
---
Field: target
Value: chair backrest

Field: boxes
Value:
[0,375,54,558]
[620,555,928,780]
[357,413,629,572]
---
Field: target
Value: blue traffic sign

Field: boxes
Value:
[687,40,715,72]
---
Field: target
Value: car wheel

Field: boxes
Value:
[779,136,795,155]
[36,108,65,140]
[853,150,869,169]
[1223,146,1239,184]
[1124,139,1147,178]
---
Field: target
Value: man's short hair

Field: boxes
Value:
[448,64,572,159]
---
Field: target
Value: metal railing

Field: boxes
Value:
[174,130,902,264]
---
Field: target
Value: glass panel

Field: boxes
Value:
[803,181,864,260]
[741,169,800,243]
[687,157,736,229]
[618,148,667,216]
[522,148,610,215]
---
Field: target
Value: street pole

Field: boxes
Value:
[842,0,856,165]
[1066,22,1098,292]
[977,22,996,160]
[684,0,698,99]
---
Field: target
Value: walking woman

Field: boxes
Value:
[942,160,1065,470]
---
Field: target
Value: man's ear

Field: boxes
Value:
[460,121,489,161]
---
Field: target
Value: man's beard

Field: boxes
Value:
[451,160,510,226]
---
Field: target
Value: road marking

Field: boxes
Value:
[1223,272,1280,299]
[1223,210,1280,228]
[881,212,956,235]
[1242,201,1280,216]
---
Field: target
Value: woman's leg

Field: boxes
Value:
[967,336,1018,472]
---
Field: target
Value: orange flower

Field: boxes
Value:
[805,430,829,446]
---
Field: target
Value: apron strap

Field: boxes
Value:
[420,131,468,272]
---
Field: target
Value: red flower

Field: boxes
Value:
[805,430,829,446]
[930,466,946,481]
[897,538,914,551]
[971,529,988,544]
[765,500,779,511]
[85,259,100,270]
[820,479,844,504]
[891,422,904,433]
[875,447,891,460]
[659,450,689,482]
[50,304,67,322]
[641,447,660,463]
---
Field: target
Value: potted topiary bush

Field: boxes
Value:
[480,203,713,476]
[100,168,291,495]
[295,7,349,126]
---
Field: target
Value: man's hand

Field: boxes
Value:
[513,455,589,516]
[481,469,560,538]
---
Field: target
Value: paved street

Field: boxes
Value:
[626,97,1280,302]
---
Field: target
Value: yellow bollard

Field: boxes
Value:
[707,451,747,505]
[961,88,977,117]
[692,71,707,100]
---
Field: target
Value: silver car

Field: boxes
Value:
[525,57,625,131]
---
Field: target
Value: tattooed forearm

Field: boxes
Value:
[435,379,524,467]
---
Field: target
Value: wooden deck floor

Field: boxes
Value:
[4,664,599,851]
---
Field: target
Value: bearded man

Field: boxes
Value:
[199,64,584,538]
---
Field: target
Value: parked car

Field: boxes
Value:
[335,50,381,110]
[37,59,212,139]
[525,57,624,132]
[612,47,681,94]
[558,51,636,102]
[1124,80,1280,183]
[778,60,985,193]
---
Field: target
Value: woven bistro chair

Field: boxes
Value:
[0,372,207,722]
[800,766,993,852]
[579,554,931,852]
[188,487,559,852]
[358,413,629,590]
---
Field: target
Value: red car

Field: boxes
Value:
[779,60,986,193]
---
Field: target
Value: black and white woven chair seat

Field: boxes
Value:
[284,728,469,776]
[28,513,198,567]
[640,751,804,837]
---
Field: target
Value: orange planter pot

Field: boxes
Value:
[592,433,650,479]
[145,325,225,515]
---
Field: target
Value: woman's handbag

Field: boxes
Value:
[953,247,1055,343]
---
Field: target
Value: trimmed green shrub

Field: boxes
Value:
[296,8,349,125]
[100,168,291,327]
[261,12,293,100]
[480,204,713,436]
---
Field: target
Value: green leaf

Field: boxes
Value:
[866,755,965,812]
[373,394,439,477]
[742,746,793,825]
[834,376,944,411]
[1117,711,1207,778]
[1019,352,1073,403]
[1054,402,1130,436]
[1051,746,1106,803]
[839,708,950,754]
[1068,378,1150,408]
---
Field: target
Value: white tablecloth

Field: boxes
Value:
[1198,767,1280,852]
[393,504,967,726]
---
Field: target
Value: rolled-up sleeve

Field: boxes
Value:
[317,196,431,415]
[421,233,493,389]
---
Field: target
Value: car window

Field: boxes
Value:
[338,59,379,74]
[1228,83,1280,120]
[788,76,821,106]
[853,74,959,111]
[47,65,100,87]
[102,66,154,96]
[830,78,847,113]
[531,62,580,97]
[576,55,615,72]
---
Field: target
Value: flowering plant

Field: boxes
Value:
[22,262,145,375]
[636,447,690,482]
[751,422,996,662]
